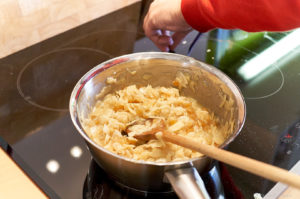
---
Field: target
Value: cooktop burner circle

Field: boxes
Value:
[243,64,284,100]
[17,47,112,111]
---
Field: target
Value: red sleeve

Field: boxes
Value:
[181,0,300,32]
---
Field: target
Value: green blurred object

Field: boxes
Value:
[206,30,287,80]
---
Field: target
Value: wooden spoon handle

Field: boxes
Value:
[162,130,300,189]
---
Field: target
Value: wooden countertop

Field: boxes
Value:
[0,0,141,58]
[0,148,48,199]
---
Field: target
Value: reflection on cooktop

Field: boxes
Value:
[83,160,231,199]
[83,160,178,199]
[13,115,91,199]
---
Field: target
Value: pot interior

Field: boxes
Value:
[75,55,245,151]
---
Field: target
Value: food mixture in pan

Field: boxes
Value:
[83,83,234,163]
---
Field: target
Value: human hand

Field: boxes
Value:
[143,0,192,52]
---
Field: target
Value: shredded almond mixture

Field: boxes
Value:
[83,85,230,162]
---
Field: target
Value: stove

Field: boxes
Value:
[82,160,232,199]
[1,2,300,199]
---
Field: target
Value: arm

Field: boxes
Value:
[182,0,300,32]
[143,0,300,51]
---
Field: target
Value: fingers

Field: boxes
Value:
[143,0,192,52]
[156,34,174,52]
[154,30,173,52]
[170,30,191,50]
[145,29,191,52]
[144,22,174,51]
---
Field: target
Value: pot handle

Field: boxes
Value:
[165,167,210,199]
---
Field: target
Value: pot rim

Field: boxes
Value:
[69,52,246,166]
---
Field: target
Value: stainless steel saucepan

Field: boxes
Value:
[69,52,246,199]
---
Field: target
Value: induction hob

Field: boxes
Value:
[1,2,300,199]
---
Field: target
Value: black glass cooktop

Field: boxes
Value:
[81,160,245,199]
[1,2,300,199]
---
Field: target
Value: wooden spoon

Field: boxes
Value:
[127,118,300,189]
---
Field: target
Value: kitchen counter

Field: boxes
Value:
[0,0,140,58]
